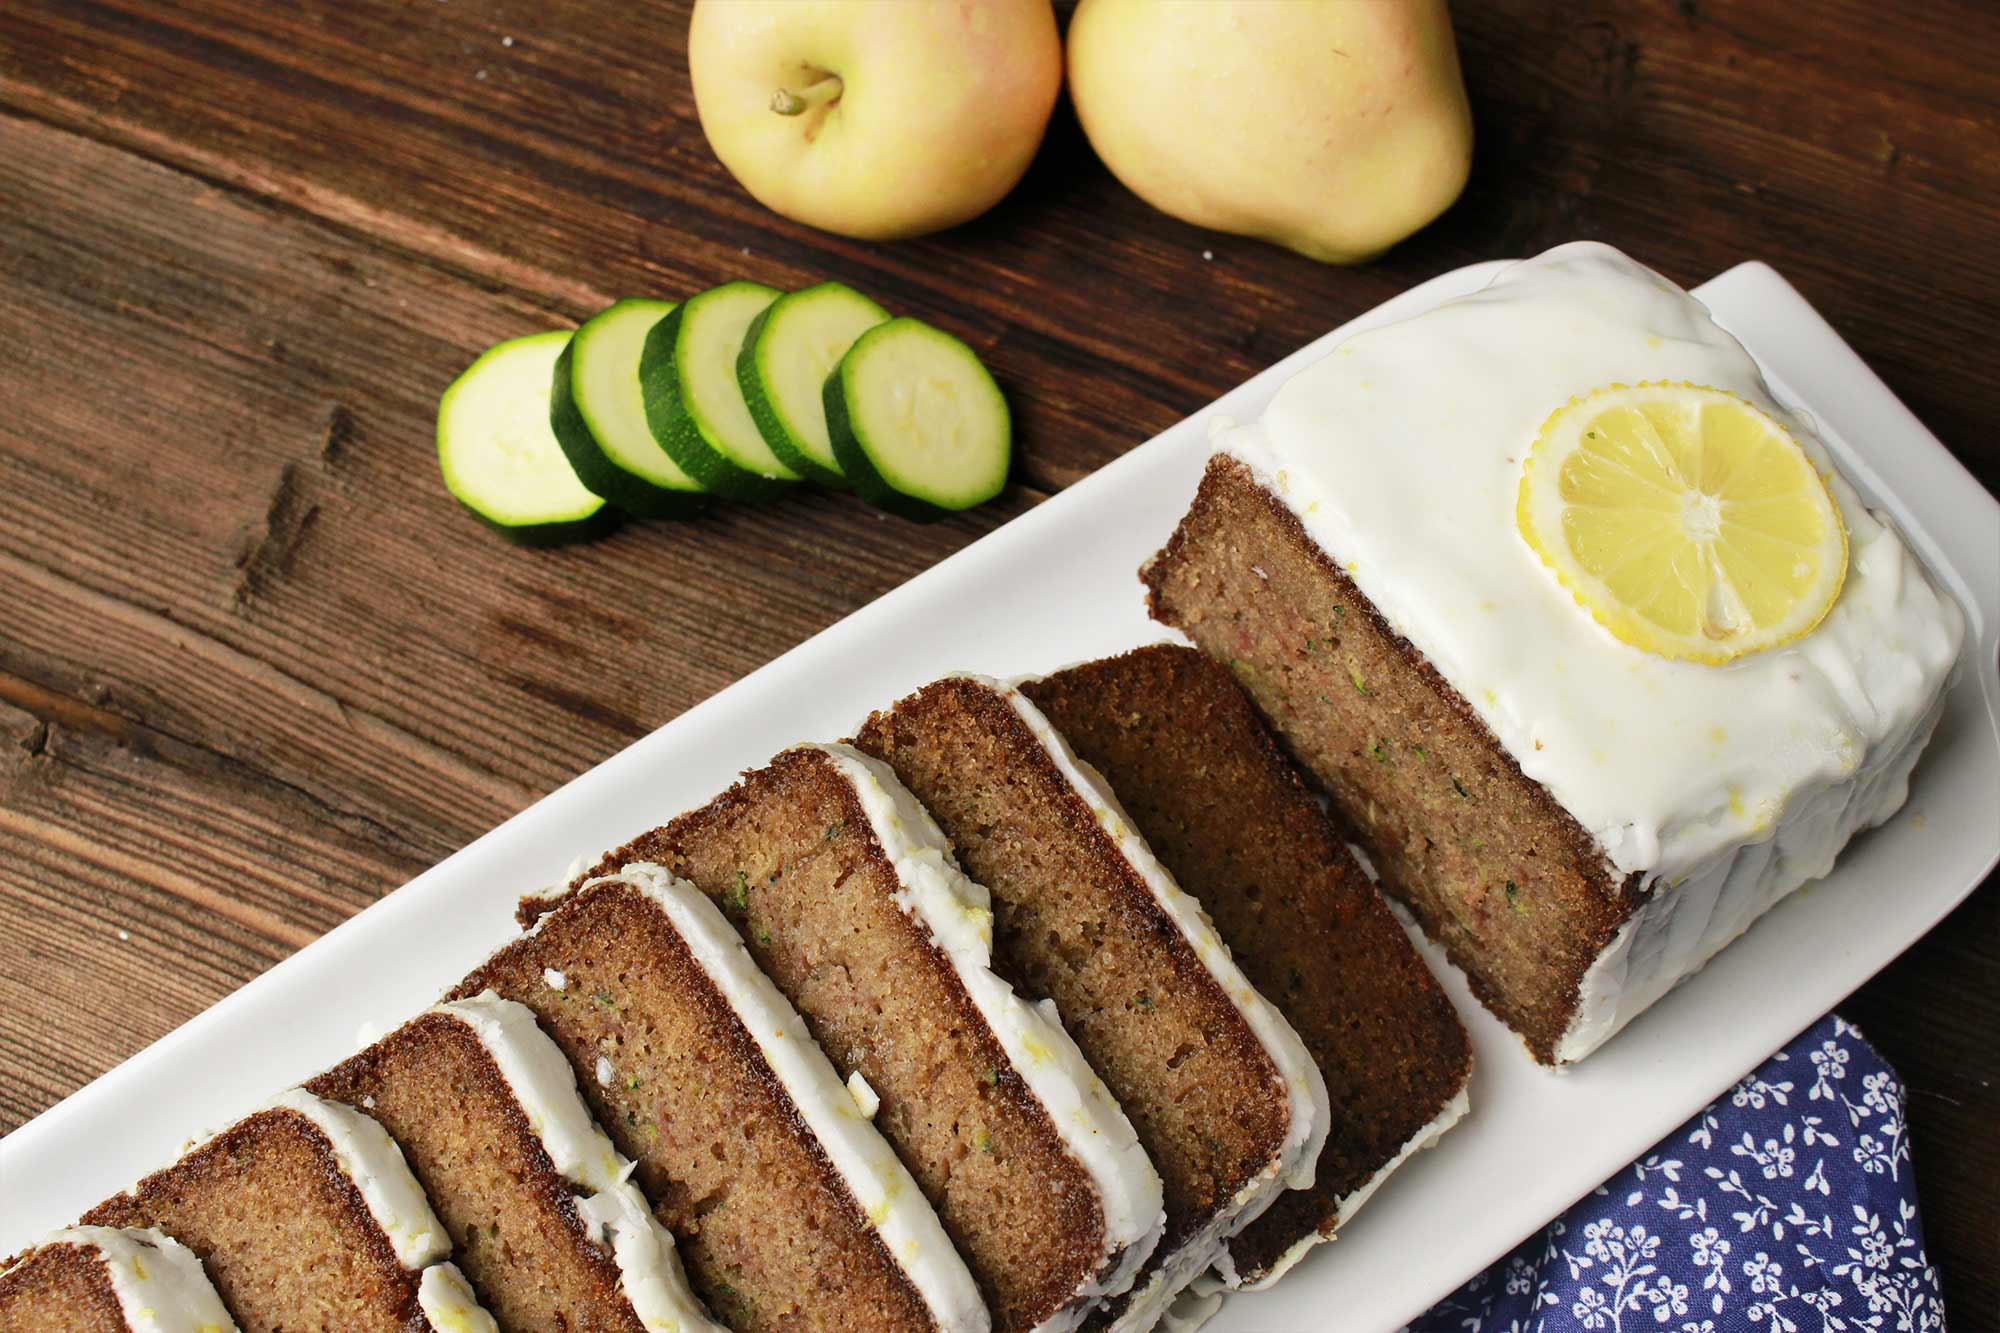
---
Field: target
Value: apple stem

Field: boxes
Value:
[770,75,843,117]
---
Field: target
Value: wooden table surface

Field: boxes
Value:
[2,0,1994,1310]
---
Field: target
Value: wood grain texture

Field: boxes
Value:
[0,0,1994,1312]
[6,0,1997,488]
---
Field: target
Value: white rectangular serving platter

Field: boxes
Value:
[4,258,1996,1331]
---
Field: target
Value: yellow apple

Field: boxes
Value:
[1066,0,1474,264]
[688,0,1062,241]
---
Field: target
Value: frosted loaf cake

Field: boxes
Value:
[520,747,1164,1333]
[1143,242,1964,1064]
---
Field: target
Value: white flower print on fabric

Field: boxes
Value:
[1411,1014,1945,1332]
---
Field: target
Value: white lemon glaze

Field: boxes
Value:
[1222,242,1964,1063]
[570,1190,717,1333]
[432,993,721,1333]
[955,682,1330,1324]
[582,862,991,1333]
[10,1226,237,1333]
[1158,1276,1227,1333]
[416,1263,498,1333]
[1553,681,1950,1062]
[802,742,1167,1331]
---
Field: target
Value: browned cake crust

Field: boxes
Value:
[80,1107,429,1333]
[1142,454,1642,1063]
[852,679,1289,1312]
[307,1010,647,1333]
[525,748,1108,1333]
[0,1240,129,1333]
[453,876,939,1333]
[1024,644,1472,1282]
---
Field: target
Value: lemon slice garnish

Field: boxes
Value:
[1517,382,1848,664]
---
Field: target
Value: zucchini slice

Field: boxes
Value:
[438,331,617,546]
[550,298,709,517]
[737,281,890,487]
[639,280,798,500]
[824,318,1011,521]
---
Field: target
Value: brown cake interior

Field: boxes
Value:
[1024,643,1472,1281]
[454,877,935,1333]
[0,1240,129,1333]
[308,1009,645,1333]
[536,748,1106,1333]
[1142,453,1640,1063]
[852,679,1289,1307]
[80,1108,425,1333]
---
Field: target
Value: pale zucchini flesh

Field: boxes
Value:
[438,331,615,545]
[738,281,890,486]
[551,298,707,518]
[825,318,1011,522]
[640,280,797,500]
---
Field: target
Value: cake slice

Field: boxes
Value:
[1142,241,1964,1064]
[307,992,720,1333]
[0,1226,237,1332]
[1021,644,1472,1287]
[852,677,1329,1329]
[533,745,1164,1333]
[456,859,993,1332]
[80,1090,495,1333]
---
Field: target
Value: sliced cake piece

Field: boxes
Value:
[852,677,1329,1329]
[0,1226,237,1333]
[80,1090,494,1333]
[456,860,992,1332]
[308,993,720,1333]
[1140,243,1963,1064]
[1022,644,1472,1287]
[534,745,1164,1333]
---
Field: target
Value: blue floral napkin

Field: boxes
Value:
[1411,1015,1946,1331]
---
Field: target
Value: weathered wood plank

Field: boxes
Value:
[2,0,1995,489]
[0,685,426,1127]
[0,113,1039,868]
